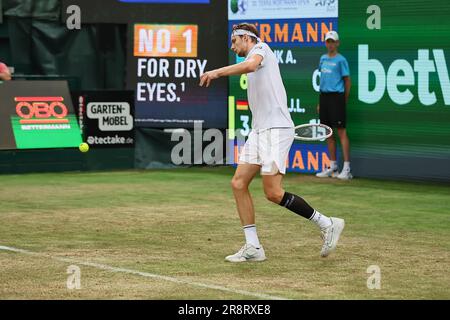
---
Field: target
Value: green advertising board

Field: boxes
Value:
[339,0,450,180]
[10,114,81,149]
[0,81,83,150]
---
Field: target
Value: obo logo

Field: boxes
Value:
[15,97,69,124]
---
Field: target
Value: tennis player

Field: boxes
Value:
[199,23,345,262]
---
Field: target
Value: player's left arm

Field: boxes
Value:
[199,54,263,87]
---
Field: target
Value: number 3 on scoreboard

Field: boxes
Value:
[134,24,198,58]
[240,115,250,137]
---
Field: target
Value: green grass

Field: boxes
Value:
[0,167,449,299]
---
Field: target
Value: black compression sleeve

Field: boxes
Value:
[279,192,315,220]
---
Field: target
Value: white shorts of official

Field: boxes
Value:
[238,128,295,175]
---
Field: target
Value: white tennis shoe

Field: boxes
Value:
[225,244,266,263]
[337,168,353,180]
[320,217,345,257]
[316,167,339,178]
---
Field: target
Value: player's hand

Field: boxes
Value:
[316,104,320,114]
[199,70,219,87]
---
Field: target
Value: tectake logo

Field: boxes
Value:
[87,135,134,145]
[230,0,248,14]
[15,96,71,130]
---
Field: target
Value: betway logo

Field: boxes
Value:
[359,45,450,105]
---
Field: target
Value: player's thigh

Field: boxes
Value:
[319,94,331,126]
[328,93,346,128]
[231,163,260,190]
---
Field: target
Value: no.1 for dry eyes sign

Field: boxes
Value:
[60,0,228,129]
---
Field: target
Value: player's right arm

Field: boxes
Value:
[199,54,263,87]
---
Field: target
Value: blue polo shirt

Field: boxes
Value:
[319,53,350,93]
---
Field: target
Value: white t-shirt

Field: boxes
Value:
[245,42,294,130]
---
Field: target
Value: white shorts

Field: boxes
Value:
[238,128,295,175]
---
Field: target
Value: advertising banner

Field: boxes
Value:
[228,0,338,20]
[0,81,83,150]
[61,0,228,129]
[72,91,135,148]
[339,0,450,180]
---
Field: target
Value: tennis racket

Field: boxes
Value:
[294,123,333,141]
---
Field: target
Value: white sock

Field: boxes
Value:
[243,225,261,248]
[310,210,332,229]
[343,161,351,171]
[330,161,337,170]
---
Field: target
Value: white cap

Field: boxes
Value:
[325,31,339,41]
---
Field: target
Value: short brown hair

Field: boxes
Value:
[232,23,259,43]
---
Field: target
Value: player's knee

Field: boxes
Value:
[231,176,248,191]
[265,189,284,204]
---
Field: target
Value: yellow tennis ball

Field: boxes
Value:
[79,142,89,153]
